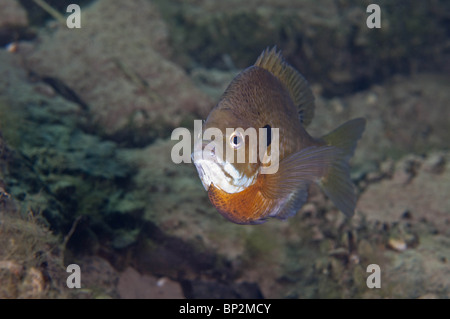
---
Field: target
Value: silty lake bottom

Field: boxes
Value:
[0,0,449,298]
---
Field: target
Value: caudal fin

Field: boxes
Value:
[319,118,366,217]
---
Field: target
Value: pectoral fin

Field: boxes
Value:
[260,145,340,219]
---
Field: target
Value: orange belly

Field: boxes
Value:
[207,176,273,224]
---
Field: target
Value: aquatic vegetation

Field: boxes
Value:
[0,185,63,298]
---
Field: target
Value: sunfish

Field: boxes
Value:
[192,47,365,225]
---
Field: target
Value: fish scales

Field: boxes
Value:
[192,47,366,225]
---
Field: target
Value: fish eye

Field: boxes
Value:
[229,131,243,149]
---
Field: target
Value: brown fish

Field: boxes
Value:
[192,47,365,225]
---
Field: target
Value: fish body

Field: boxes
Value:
[192,47,365,225]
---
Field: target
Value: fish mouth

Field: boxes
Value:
[192,146,258,194]
[191,149,213,191]
[191,141,228,192]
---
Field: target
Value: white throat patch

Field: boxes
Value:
[192,150,256,194]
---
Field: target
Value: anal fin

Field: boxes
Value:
[271,185,309,220]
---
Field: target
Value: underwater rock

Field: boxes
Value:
[73,255,120,298]
[20,267,46,298]
[117,267,184,299]
[379,234,450,298]
[21,0,212,146]
[387,238,407,252]
[357,151,450,235]
[154,0,450,96]
[350,150,450,298]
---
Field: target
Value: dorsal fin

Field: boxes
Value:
[254,46,315,126]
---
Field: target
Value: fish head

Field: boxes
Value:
[191,108,260,194]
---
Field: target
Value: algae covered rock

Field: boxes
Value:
[22,0,212,146]
[0,50,134,246]
[155,0,450,96]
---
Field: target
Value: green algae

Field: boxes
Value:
[0,99,23,149]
